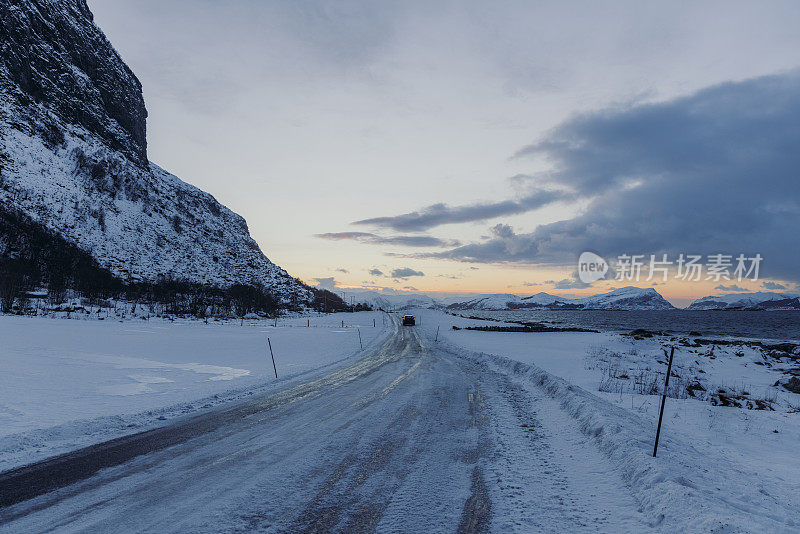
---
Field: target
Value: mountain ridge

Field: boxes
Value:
[687,291,800,310]
[446,286,675,311]
[345,286,676,311]
[0,0,311,304]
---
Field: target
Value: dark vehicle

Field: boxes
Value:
[402,315,416,326]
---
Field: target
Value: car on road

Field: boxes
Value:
[402,315,416,326]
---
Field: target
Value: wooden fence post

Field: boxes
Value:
[653,346,676,457]
[267,337,278,378]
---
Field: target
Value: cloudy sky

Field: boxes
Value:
[90,0,800,305]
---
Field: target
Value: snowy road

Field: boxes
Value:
[0,317,652,533]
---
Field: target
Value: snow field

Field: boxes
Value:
[413,309,800,532]
[0,311,391,470]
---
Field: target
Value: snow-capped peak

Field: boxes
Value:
[688,291,800,310]
[447,286,674,310]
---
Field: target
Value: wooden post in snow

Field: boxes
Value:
[267,337,278,378]
[653,346,675,457]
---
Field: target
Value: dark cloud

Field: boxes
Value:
[417,224,538,263]
[352,189,568,232]
[552,278,590,289]
[391,267,425,278]
[715,284,747,292]
[335,268,349,273]
[315,232,460,247]
[762,281,787,290]
[313,277,338,289]
[416,71,800,280]
[551,271,591,289]
[368,268,385,276]
[507,173,536,185]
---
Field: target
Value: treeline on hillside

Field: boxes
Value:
[0,203,361,316]
[0,202,119,312]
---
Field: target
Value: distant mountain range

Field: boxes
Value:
[344,290,441,311]
[350,287,800,311]
[350,287,675,311]
[687,292,800,310]
[446,287,675,310]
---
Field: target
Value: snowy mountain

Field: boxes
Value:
[572,287,675,310]
[448,287,675,310]
[449,294,524,310]
[520,292,567,305]
[0,0,310,302]
[348,290,439,310]
[688,292,800,310]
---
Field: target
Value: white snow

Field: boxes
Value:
[4,307,800,531]
[0,313,657,533]
[0,124,309,300]
[0,311,390,470]
[414,309,800,532]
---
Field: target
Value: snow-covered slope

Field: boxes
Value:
[520,292,566,305]
[688,291,800,310]
[0,0,309,302]
[448,293,524,310]
[573,286,675,310]
[349,290,439,310]
[0,311,390,470]
[448,286,675,310]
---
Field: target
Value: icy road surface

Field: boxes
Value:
[0,317,652,533]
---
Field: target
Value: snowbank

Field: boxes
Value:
[415,309,800,532]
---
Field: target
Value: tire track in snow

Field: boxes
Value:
[452,353,654,533]
[2,317,653,533]
[0,320,487,533]
[0,318,407,510]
